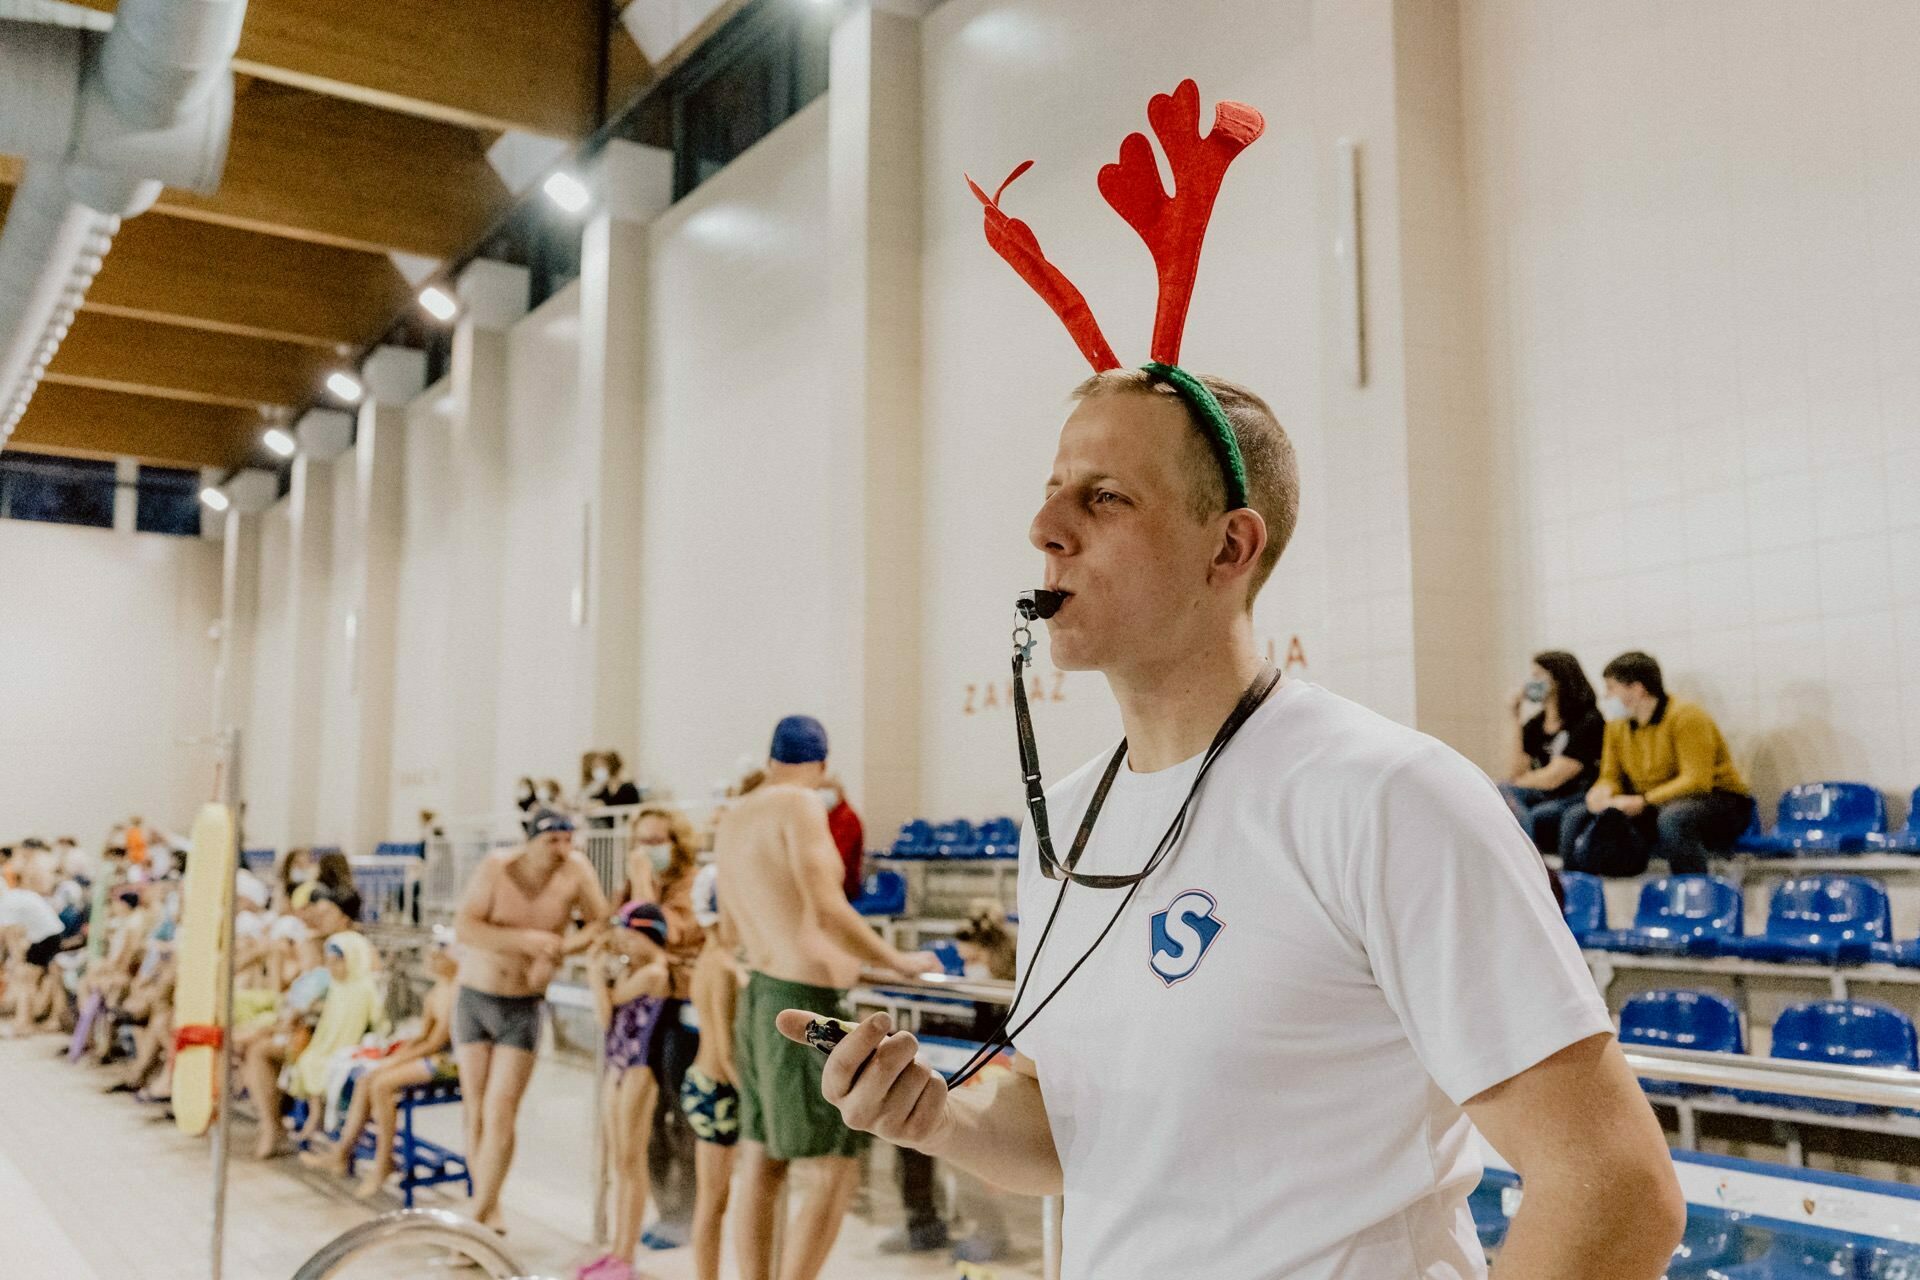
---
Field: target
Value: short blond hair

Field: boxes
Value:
[1071,368,1300,602]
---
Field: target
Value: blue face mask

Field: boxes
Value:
[1600,696,1630,722]
[1523,679,1549,705]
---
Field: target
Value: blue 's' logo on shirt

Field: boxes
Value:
[1149,889,1225,987]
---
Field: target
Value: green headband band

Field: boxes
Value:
[1144,361,1249,512]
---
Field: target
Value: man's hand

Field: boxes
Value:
[1608,795,1648,818]
[775,1010,954,1151]
[520,930,563,964]
[889,950,946,979]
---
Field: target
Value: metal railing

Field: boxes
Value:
[290,1208,555,1279]
[856,968,1015,1005]
[1627,1043,1920,1110]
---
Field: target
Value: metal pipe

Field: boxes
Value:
[289,1208,543,1280]
[210,725,241,1280]
[855,969,1015,1005]
[1625,1044,1920,1111]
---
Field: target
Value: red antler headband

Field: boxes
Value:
[967,79,1265,511]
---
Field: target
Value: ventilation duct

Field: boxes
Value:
[0,0,248,444]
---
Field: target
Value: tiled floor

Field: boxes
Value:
[0,1035,1044,1279]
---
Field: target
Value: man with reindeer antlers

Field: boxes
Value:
[778,82,1684,1278]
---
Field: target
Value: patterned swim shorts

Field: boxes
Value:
[679,1065,741,1148]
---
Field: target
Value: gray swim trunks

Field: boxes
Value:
[454,986,544,1053]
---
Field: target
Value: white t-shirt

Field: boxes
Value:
[1013,680,1610,1280]
[0,889,65,944]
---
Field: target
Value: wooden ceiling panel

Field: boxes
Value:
[46,311,333,410]
[82,209,411,348]
[66,0,602,137]
[12,383,264,470]
[158,82,512,257]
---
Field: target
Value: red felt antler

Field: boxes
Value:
[967,162,1121,372]
[1097,80,1265,366]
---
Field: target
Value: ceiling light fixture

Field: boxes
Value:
[325,370,365,404]
[419,285,459,322]
[542,171,591,214]
[263,427,297,458]
[199,487,231,512]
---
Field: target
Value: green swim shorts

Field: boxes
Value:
[734,971,868,1161]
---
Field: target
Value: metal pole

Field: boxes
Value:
[210,725,242,1280]
[592,1031,608,1245]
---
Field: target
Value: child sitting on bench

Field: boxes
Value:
[302,927,460,1197]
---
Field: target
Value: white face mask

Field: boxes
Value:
[518,784,534,801]
[1600,696,1630,722]
[636,841,673,873]
[816,788,838,810]
[291,867,316,885]
[592,766,611,784]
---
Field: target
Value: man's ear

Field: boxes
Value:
[1212,508,1268,586]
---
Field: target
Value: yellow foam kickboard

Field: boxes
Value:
[172,803,236,1136]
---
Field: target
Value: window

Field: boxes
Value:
[135,464,203,536]
[669,0,831,198]
[0,451,116,529]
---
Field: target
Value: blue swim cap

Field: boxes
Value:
[770,715,829,764]
[525,808,575,839]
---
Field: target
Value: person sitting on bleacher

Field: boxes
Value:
[302,927,460,1197]
[246,929,388,1159]
[1501,650,1606,855]
[1560,651,1755,876]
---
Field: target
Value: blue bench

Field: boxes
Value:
[1866,787,1920,854]
[294,1077,472,1207]
[1582,876,1742,955]
[1738,782,1887,857]
[1618,989,1744,1098]
[1559,870,1606,942]
[1734,1000,1919,1118]
[347,1078,471,1208]
[890,816,1021,860]
[1714,876,1889,965]
[852,870,908,916]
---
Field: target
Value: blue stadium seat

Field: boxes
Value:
[1466,1169,1518,1249]
[1865,788,1920,854]
[1740,783,1888,857]
[933,819,983,858]
[928,939,966,976]
[1715,1236,1857,1279]
[891,820,936,858]
[1582,876,1743,955]
[373,841,425,858]
[1618,990,1744,1097]
[1559,871,1606,941]
[1715,876,1890,964]
[241,848,276,874]
[852,870,908,916]
[977,817,1021,859]
[1737,1000,1919,1116]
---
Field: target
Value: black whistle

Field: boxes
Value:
[1016,589,1066,621]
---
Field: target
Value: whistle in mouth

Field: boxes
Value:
[803,1016,862,1056]
[1016,589,1066,621]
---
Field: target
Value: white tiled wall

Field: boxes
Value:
[1461,0,1920,815]
[0,520,221,841]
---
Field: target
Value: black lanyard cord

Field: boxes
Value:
[943,651,1280,1090]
